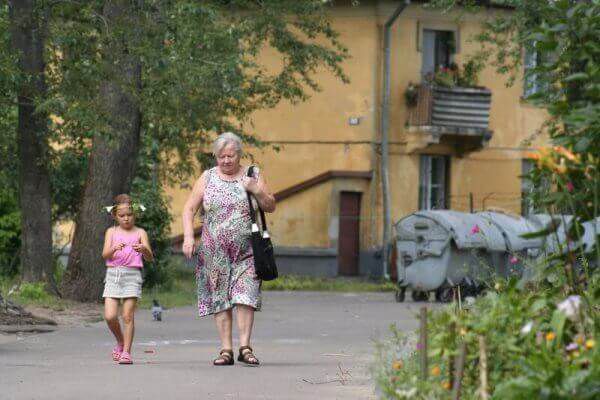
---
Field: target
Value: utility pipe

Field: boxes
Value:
[381,0,410,280]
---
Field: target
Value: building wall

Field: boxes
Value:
[31,1,542,278]
[166,2,548,253]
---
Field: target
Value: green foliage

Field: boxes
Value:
[45,0,349,184]
[262,275,397,292]
[16,282,54,303]
[50,146,89,221]
[131,137,173,289]
[374,275,600,399]
[0,190,20,277]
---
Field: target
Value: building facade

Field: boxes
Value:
[167,1,549,277]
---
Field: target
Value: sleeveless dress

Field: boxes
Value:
[196,166,261,316]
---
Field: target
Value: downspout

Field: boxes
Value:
[381,0,410,280]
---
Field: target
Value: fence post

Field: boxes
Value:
[448,322,456,387]
[469,192,474,213]
[452,342,467,400]
[479,335,489,400]
[419,306,428,380]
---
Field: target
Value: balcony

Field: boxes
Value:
[405,84,493,154]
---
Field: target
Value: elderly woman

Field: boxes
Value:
[182,132,275,366]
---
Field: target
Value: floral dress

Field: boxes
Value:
[196,166,261,317]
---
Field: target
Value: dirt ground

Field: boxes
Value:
[24,302,104,326]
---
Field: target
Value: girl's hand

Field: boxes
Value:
[241,175,259,194]
[182,239,195,259]
[112,242,125,253]
[132,243,143,253]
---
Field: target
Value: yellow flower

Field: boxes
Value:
[442,381,452,390]
[392,360,403,370]
[571,351,580,358]
[554,158,568,174]
[553,146,580,163]
[575,334,585,345]
[494,282,501,291]
[460,328,468,336]
[546,332,556,341]
[431,365,441,376]
[585,339,595,350]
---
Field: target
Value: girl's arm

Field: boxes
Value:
[137,229,154,262]
[181,171,207,258]
[102,227,122,260]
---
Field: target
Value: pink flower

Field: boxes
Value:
[565,342,578,352]
[416,342,423,350]
[566,181,575,192]
[470,225,480,235]
[510,256,519,265]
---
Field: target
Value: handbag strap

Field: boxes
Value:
[245,166,269,233]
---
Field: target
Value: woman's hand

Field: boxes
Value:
[182,239,195,259]
[241,175,259,194]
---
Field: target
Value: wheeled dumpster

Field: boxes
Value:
[477,211,545,277]
[531,215,599,270]
[393,210,546,302]
[393,210,507,302]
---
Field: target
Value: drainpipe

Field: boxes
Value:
[381,0,410,280]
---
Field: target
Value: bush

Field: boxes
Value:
[373,274,600,399]
[16,282,53,302]
[131,137,173,289]
[0,189,20,277]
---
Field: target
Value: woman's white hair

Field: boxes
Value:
[212,132,243,156]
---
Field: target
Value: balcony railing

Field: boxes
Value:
[407,84,492,135]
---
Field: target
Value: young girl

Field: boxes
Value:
[102,194,153,365]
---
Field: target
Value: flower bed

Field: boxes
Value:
[374,274,599,399]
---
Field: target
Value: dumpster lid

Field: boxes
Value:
[412,210,506,251]
[477,211,545,251]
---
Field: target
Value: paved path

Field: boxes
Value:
[0,292,424,400]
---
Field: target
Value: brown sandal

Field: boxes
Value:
[213,349,234,366]
[238,346,260,366]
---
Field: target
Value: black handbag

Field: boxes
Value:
[246,166,278,281]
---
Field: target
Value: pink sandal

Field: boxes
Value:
[118,351,133,365]
[112,345,124,361]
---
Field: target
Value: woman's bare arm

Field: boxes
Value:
[181,171,207,258]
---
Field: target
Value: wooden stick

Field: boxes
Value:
[479,336,489,400]
[452,342,467,400]
[448,322,456,387]
[419,306,428,380]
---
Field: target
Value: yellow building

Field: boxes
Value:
[168,0,548,277]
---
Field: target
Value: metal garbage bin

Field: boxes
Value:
[393,210,506,302]
[477,211,545,277]
[531,215,599,270]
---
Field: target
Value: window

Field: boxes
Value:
[421,30,455,80]
[521,159,550,216]
[523,45,541,97]
[523,42,554,98]
[419,155,450,210]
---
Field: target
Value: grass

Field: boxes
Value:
[2,257,397,311]
[262,274,397,292]
[140,269,396,309]
[0,278,70,311]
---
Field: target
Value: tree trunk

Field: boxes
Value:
[9,1,56,292]
[61,1,142,301]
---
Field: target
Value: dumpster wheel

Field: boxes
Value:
[394,287,406,303]
[411,290,429,302]
[435,286,454,303]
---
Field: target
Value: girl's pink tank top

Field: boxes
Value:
[106,229,144,268]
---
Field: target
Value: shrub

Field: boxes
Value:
[0,189,20,277]
[373,274,600,399]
